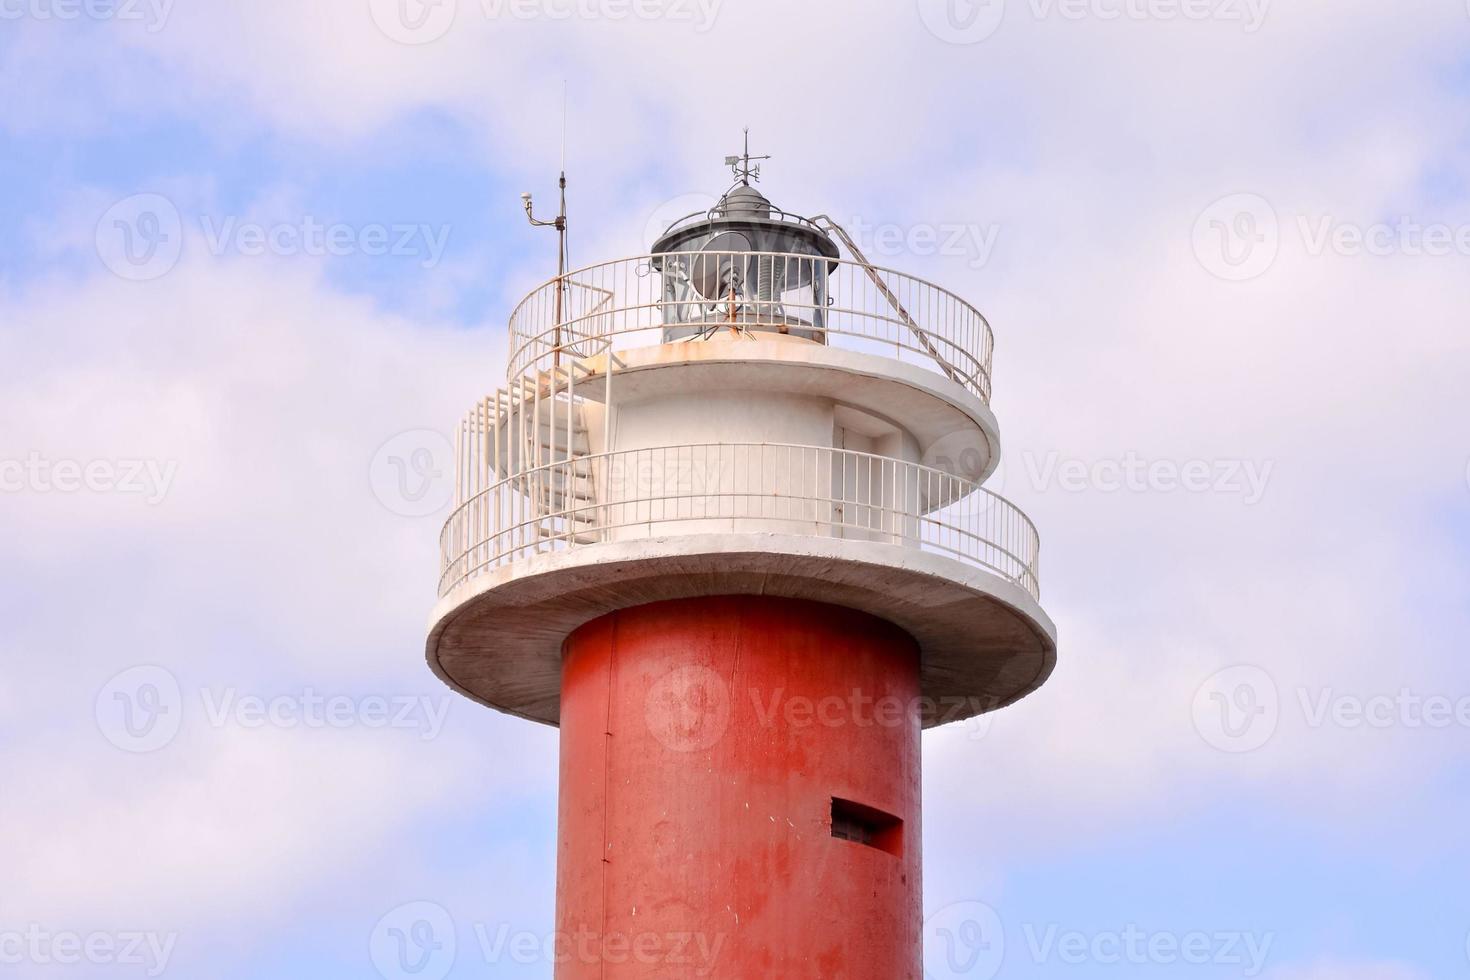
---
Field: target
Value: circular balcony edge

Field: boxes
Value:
[567,337,1003,486]
[425,532,1057,731]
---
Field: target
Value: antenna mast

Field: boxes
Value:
[522,88,570,365]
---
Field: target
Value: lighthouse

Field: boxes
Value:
[426,144,1057,978]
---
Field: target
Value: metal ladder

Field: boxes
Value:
[811,214,964,388]
[512,361,600,547]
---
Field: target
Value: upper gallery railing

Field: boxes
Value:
[507,251,996,403]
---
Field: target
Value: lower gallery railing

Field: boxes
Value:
[438,443,1040,602]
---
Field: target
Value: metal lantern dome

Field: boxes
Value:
[651,178,840,342]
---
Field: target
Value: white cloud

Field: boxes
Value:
[0,728,459,924]
[3,0,1469,961]
[0,253,555,936]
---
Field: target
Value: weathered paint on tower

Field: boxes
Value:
[425,149,1057,978]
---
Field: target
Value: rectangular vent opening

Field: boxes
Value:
[831,797,903,857]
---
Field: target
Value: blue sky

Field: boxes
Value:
[3,2,1470,978]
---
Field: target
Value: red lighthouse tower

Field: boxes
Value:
[427,149,1056,978]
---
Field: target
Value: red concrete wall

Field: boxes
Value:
[556,595,922,979]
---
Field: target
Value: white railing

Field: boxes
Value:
[507,251,995,403]
[438,443,1040,602]
[661,206,829,240]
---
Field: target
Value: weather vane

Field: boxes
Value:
[725,128,771,186]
